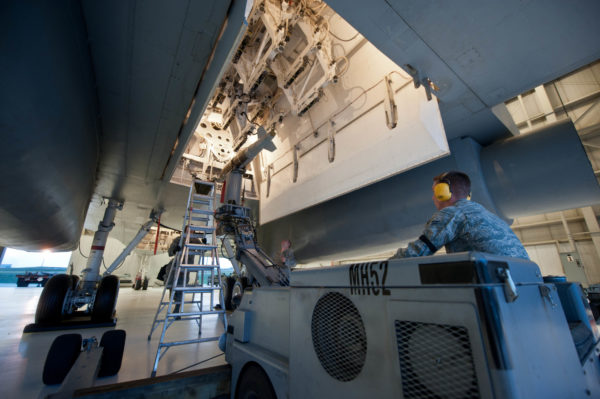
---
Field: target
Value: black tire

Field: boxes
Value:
[42,333,82,385]
[134,278,142,290]
[70,275,80,290]
[92,275,119,322]
[231,277,249,310]
[142,276,149,290]
[221,276,235,311]
[98,329,126,377]
[235,363,277,399]
[35,274,71,324]
[16,278,28,287]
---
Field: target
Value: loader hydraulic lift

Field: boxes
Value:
[215,126,289,290]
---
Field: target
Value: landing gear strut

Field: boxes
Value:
[25,200,161,332]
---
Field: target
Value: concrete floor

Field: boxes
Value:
[0,284,226,399]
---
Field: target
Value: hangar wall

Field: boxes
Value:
[503,60,600,285]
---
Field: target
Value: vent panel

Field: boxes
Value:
[395,320,480,399]
[311,292,367,382]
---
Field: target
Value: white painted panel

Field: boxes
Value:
[525,244,564,276]
[576,241,600,284]
[259,40,448,223]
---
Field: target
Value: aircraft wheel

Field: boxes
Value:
[35,274,71,324]
[42,333,82,385]
[92,275,119,322]
[134,278,142,290]
[231,277,249,310]
[142,276,149,290]
[98,329,126,377]
[235,363,276,399]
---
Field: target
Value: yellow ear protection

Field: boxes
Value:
[434,176,452,202]
[434,173,472,201]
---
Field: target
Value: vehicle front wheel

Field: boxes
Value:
[235,363,277,399]
[221,276,235,311]
[231,277,249,310]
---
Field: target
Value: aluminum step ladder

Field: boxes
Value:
[148,179,227,377]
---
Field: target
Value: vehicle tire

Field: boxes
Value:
[235,363,277,399]
[70,275,80,290]
[231,277,249,310]
[134,278,142,290]
[35,274,71,324]
[92,275,119,322]
[142,276,149,290]
[42,333,82,385]
[16,278,28,287]
[221,276,235,311]
[98,329,126,377]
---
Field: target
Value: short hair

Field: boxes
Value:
[434,171,471,199]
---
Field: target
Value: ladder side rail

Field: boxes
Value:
[179,182,195,249]
[151,255,183,377]
[148,254,180,340]
[151,179,228,377]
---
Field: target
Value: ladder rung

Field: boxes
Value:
[159,337,219,348]
[180,265,220,270]
[183,234,212,241]
[160,299,208,306]
[187,215,211,221]
[185,243,217,250]
[173,287,219,293]
[184,251,217,258]
[167,310,225,317]
[184,226,215,233]
[194,180,215,186]
[192,194,214,204]
[190,209,213,215]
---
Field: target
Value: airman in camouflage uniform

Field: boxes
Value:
[391,171,529,260]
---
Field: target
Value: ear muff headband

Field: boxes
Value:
[434,181,452,201]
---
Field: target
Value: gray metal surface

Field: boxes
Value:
[0,0,100,250]
[259,122,600,263]
[0,0,239,250]
[226,287,291,399]
[325,0,600,144]
[2,0,600,257]
[81,199,122,290]
[480,120,600,218]
[103,211,159,276]
[227,253,599,398]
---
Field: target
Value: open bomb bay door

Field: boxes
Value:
[177,0,448,224]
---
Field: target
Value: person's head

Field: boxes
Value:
[432,171,471,210]
[281,239,292,251]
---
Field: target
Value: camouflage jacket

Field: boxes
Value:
[391,199,529,259]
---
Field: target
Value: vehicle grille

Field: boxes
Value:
[311,292,367,382]
[395,320,480,398]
